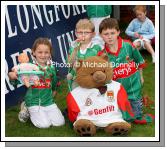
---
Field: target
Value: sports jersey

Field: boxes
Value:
[86,5,112,18]
[69,42,101,60]
[98,37,146,100]
[10,63,57,107]
[67,80,135,127]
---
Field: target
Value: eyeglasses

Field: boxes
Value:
[76,31,93,36]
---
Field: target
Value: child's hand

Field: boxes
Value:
[67,73,73,80]
[8,71,18,80]
[139,35,143,39]
[134,32,140,38]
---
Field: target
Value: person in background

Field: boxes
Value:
[125,5,155,63]
[86,5,112,48]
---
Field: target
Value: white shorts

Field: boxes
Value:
[28,103,65,128]
[133,38,151,49]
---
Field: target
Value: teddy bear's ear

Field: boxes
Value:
[99,53,109,61]
[75,59,83,71]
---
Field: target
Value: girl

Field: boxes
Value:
[8,38,65,128]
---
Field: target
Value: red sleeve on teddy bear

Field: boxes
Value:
[117,85,135,121]
[67,93,80,123]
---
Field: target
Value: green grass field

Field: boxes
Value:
[5,50,155,137]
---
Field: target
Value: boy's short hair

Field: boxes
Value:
[133,5,147,13]
[76,18,95,32]
[99,18,119,33]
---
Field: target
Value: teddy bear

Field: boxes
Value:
[66,55,135,136]
[12,53,40,88]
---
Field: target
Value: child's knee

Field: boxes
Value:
[30,117,51,128]
[133,41,141,49]
[143,40,149,45]
[34,121,51,128]
[143,40,152,48]
[52,116,65,126]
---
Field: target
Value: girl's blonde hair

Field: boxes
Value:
[32,38,53,55]
[133,5,147,13]
[75,18,95,32]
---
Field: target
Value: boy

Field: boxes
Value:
[98,18,154,124]
[67,18,102,90]
[125,5,155,63]
[86,5,112,48]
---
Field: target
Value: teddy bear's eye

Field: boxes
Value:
[90,73,94,76]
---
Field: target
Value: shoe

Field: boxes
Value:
[18,102,30,123]
[133,114,155,124]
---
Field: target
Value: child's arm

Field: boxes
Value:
[9,65,19,80]
[142,21,155,40]
[131,44,146,69]
[8,70,21,87]
[125,20,136,38]
[131,43,146,85]
[8,71,18,80]
[66,45,79,77]
[68,46,79,67]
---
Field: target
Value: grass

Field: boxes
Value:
[5,50,155,137]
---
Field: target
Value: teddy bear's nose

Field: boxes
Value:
[93,71,106,83]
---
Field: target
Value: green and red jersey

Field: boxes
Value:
[98,37,146,100]
[10,64,57,107]
[69,42,101,60]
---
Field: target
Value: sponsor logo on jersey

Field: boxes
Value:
[88,105,115,116]
[85,98,93,106]
[31,78,51,88]
[107,90,114,102]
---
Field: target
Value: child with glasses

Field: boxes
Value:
[67,18,102,90]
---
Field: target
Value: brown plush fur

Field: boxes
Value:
[73,55,131,136]
[74,119,96,137]
[76,55,113,88]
